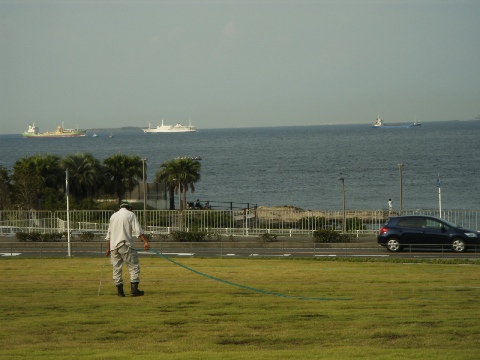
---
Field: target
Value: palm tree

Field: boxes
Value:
[11,155,64,210]
[103,154,143,204]
[155,160,177,210]
[61,153,103,203]
[155,158,201,210]
[30,154,64,190]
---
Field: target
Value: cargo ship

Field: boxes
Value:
[371,115,421,129]
[23,123,87,138]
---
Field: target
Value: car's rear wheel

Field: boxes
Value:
[452,238,467,252]
[386,238,402,252]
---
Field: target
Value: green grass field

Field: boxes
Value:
[1,256,479,359]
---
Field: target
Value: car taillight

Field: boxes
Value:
[379,226,389,235]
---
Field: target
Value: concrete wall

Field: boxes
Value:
[128,182,168,209]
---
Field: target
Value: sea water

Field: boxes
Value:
[1,120,479,211]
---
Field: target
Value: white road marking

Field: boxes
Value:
[249,254,291,257]
[348,255,390,257]
[139,252,194,256]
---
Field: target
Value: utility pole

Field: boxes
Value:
[338,177,346,233]
[398,163,403,214]
[141,158,147,230]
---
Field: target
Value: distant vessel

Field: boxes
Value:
[412,116,422,127]
[371,115,419,129]
[143,119,197,133]
[175,156,202,160]
[92,133,98,138]
[23,123,87,138]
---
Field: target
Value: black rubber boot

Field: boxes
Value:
[131,282,144,297]
[116,284,125,297]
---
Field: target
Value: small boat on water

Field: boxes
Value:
[175,156,202,161]
[23,123,87,138]
[371,115,420,129]
[92,133,98,138]
[143,119,197,133]
[412,117,422,127]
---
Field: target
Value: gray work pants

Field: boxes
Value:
[111,244,140,286]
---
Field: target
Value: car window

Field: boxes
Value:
[417,219,428,228]
[424,219,443,229]
[397,218,420,228]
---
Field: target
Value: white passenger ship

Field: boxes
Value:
[143,120,197,133]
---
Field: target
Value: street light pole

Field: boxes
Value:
[398,163,403,214]
[338,177,346,234]
[178,180,183,230]
[66,170,71,257]
[437,174,442,218]
[141,158,147,231]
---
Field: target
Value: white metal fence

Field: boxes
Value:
[1,209,479,238]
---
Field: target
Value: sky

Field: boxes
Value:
[1,0,479,134]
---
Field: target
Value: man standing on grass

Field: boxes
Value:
[105,202,150,297]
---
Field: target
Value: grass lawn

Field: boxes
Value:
[1,256,479,359]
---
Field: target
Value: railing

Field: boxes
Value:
[0,209,479,237]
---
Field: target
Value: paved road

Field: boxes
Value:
[1,241,479,260]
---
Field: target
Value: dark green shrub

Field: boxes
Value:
[155,233,170,241]
[313,229,350,243]
[16,232,43,242]
[16,232,30,242]
[205,232,221,241]
[259,233,278,242]
[18,232,65,242]
[171,231,207,242]
[78,232,95,242]
[28,232,43,242]
[41,232,64,242]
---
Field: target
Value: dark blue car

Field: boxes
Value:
[377,215,480,252]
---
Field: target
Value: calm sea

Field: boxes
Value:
[1,121,479,211]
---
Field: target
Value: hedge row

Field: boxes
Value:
[313,229,350,243]
[16,232,64,242]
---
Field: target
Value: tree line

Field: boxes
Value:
[0,153,201,211]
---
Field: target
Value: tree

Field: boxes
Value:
[0,165,13,210]
[155,158,201,210]
[11,155,65,210]
[103,154,143,204]
[12,157,43,209]
[29,154,64,190]
[155,160,178,210]
[62,153,103,206]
